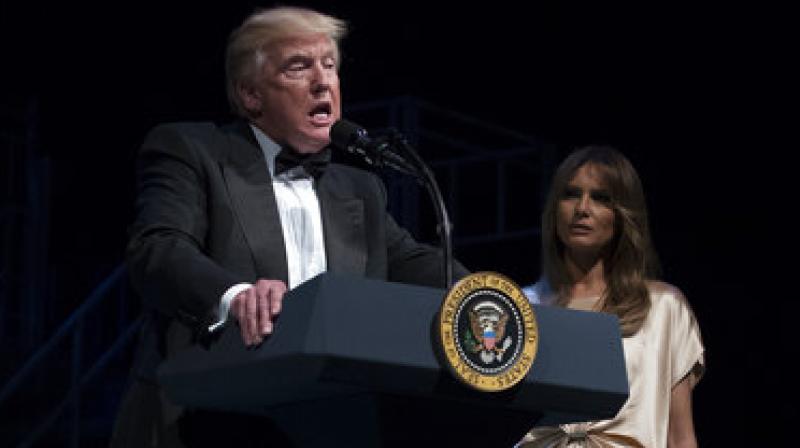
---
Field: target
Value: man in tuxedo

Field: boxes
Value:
[111,6,467,447]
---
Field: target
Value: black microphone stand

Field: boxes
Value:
[381,131,454,289]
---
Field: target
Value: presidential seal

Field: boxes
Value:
[438,272,538,392]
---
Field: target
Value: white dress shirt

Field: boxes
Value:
[208,125,327,331]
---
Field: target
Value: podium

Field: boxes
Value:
[159,273,628,447]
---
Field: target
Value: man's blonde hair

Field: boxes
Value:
[225,7,347,117]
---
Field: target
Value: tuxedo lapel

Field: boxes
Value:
[317,173,367,276]
[219,122,289,283]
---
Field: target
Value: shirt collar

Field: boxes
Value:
[249,124,282,177]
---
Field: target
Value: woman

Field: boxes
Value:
[519,146,704,447]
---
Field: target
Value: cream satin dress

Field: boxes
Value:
[518,281,705,447]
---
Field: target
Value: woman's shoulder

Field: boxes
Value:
[645,280,697,320]
[522,278,556,305]
[646,280,684,299]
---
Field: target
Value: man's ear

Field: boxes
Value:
[237,82,262,117]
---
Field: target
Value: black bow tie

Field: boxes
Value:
[274,147,331,179]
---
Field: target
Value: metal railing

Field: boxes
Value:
[1,99,50,352]
[0,264,142,447]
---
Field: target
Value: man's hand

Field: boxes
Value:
[230,279,287,347]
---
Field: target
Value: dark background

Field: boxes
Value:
[0,1,786,445]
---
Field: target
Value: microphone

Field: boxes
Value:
[329,119,417,175]
[330,119,370,151]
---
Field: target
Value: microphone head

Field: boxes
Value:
[330,119,368,149]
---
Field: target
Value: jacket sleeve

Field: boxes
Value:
[126,124,244,327]
[371,174,470,288]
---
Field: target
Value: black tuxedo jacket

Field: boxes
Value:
[113,121,467,447]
